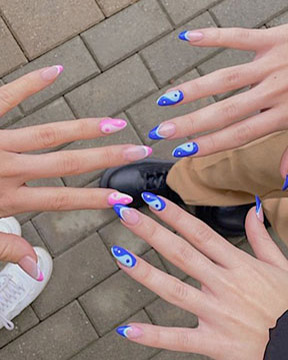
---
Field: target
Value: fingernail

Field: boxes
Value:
[282,175,288,191]
[100,118,127,134]
[113,204,140,225]
[255,195,264,223]
[41,65,64,81]
[172,142,199,158]
[18,256,44,282]
[116,325,143,339]
[123,146,152,161]
[157,90,184,107]
[141,192,166,211]
[149,123,176,140]
[111,246,137,268]
[108,192,133,206]
[179,31,204,42]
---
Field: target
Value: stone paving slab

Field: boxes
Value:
[0,17,26,77]
[79,249,165,336]
[140,12,217,87]
[267,10,288,26]
[211,0,288,28]
[32,208,116,256]
[96,0,138,17]
[151,351,212,360]
[71,310,159,360]
[159,0,221,26]
[83,0,172,70]
[0,0,104,59]
[66,54,157,118]
[32,233,117,320]
[4,36,99,114]
[0,301,98,360]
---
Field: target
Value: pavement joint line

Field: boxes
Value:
[155,0,175,28]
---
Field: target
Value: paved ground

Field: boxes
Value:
[0,0,288,359]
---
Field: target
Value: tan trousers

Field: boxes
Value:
[167,131,288,244]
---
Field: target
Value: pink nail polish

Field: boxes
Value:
[41,65,64,81]
[117,325,143,339]
[124,146,152,161]
[181,31,204,42]
[100,118,127,134]
[18,256,44,282]
[158,123,176,138]
[108,192,133,206]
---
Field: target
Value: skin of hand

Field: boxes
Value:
[0,66,152,218]
[111,196,288,360]
[150,24,288,185]
[0,66,153,278]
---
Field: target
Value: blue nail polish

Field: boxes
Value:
[282,175,288,191]
[149,125,164,140]
[111,246,136,268]
[157,90,184,107]
[172,142,199,158]
[255,195,262,217]
[113,204,129,221]
[116,325,131,338]
[141,192,166,211]
[178,31,190,41]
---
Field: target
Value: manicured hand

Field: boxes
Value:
[149,25,288,187]
[111,194,288,360]
[0,67,152,216]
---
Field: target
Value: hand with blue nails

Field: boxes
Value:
[150,25,288,182]
[112,196,288,360]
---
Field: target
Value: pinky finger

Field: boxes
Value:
[116,323,212,356]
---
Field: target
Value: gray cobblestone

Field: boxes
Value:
[211,0,288,28]
[4,37,99,114]
[267,11,288,27]
[22,221,48,251]
[65,54,157,118]
[140,13,217,87]
[83,0,172,70]
[152,351,212,359]
[0,301,98,360]
[32,233,117,319]
[71,310,158,360]
[97,0,138,17]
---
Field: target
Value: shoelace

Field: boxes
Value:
[143,170,168,190]
[0,275,25,331]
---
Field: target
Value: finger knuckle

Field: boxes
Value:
[221,101,239,123]
[59,153,81,175]
[0,87,15,110]
[193,223,212,247]
[171,279,189,303]
[176,330,193,350]
[233,28,251,41]
[234,124,253,145]
[174,243,194,268]
[51,191,71,211]
[36,126,59,148]
[223,69,242,88]
[102,147,115,168]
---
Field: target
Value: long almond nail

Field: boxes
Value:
[255,195,264,223]
[149,123,176,140]
[100,118,127,134]
[123,146,152,161]
[179,31,204,42]
[282,175,288,191]
[113,205,140,225]
[41,65,64,81]
[116,325,143,339]
[18,256,44,281]
[108,192,133,206]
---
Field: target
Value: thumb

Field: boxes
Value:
[280,147,288,191]
[0,232,43,281]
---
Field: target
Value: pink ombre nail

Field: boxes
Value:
[100,118,127,134]
[41,65,64,81]
[108,192,133,206]
[18,256,44,282]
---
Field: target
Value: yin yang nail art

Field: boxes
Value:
[282,175,288,191]
[141,192,166,211]
[116,325,132,338]
[172,142,199,158]
[108,192,133,206]
[100,118,127,134]
[157,90,184,107]
[111,246,137,268]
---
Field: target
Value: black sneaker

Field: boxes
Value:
[100,159,183,208]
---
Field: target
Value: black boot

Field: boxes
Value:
[100,159,183,208]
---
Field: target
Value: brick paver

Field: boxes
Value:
[0,1,288,359]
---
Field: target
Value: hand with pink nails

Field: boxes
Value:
[151,24,288,185]
[0,66,152,218]
[112,197,288,359]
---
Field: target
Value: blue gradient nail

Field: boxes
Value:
[116,325,132,338]
[255,195,262,217]
[149,125,165,140]
[172,142,199,158]
[113,204,129,221]
[178,31,190,41]
[282,175,288,191]
[157,90,184,106]
[111,246,136,268]
[141,192,166,211]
